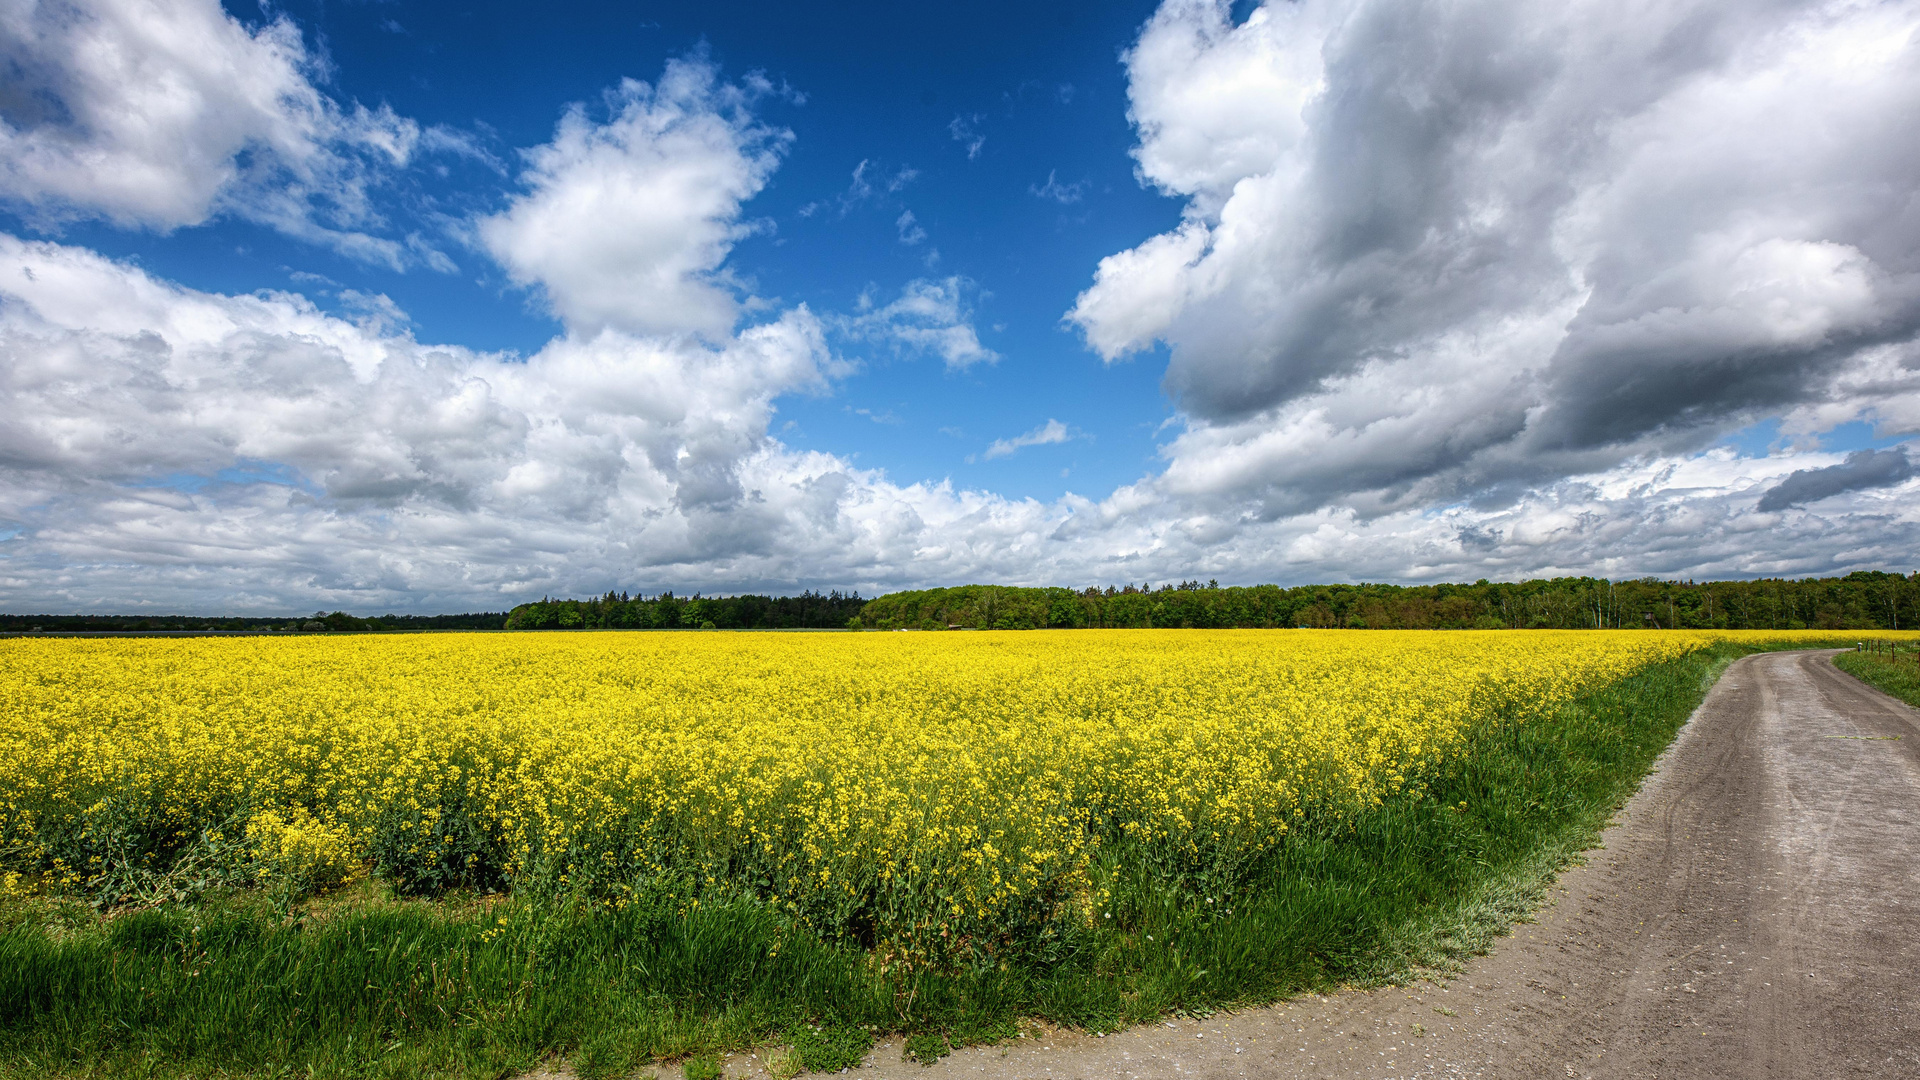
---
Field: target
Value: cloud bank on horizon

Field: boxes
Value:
[0,0,1917,612]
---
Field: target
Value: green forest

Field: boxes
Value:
[502,589,868,630]
[8,572,1915,633]
[852,571,1920,631]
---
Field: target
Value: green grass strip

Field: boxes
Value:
[1833,648,1920,708]
[0,641,1825,1079]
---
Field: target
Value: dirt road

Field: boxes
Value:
[787,649,1920,1080]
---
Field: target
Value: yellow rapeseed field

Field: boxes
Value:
[0,629,1856,954]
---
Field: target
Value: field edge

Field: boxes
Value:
[0,642,1823,1080]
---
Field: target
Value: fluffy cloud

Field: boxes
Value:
[1071,0,1920,520]
[836,277,996,370]
[0,52,1015,613]
[0,223,1910,614]
[2,12,1917,614]
[1758,447,1914,512]
[981,419,1071,460]
[478,59,789,337]
[0,233,852,605]
[0,0,427,264]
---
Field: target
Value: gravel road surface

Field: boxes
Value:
[723,649,1920,1080]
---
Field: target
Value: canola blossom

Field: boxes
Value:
[0,630,1835,955]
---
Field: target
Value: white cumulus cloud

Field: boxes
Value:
[478,58,788,338]
[1071,0,1920,523]
[0,233,855,607]
[0,227,1910,613]
[0,0,432,265]
[3,18,1919,613]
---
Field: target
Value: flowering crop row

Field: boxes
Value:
[0,629,1855,958]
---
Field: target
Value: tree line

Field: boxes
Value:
[853,572,1920,631]
[11,571,1912,634]
[503,590,868,630]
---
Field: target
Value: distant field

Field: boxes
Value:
[1,630,1707,918]
[0,630,1898,1079]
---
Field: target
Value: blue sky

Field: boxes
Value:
[0,0,1917,611]
[51,0,1190,502]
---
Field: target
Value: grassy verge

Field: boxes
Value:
[1833,645,1920,708]
[0,642,1788,1079]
